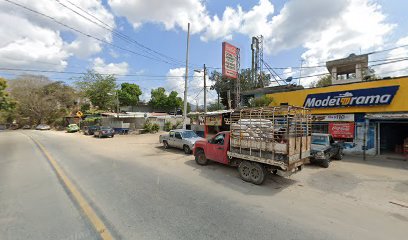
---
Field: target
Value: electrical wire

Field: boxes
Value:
[2,0,183,67]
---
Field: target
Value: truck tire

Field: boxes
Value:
[183,145,191,154]
[334,149,343,160]
[250,162,267,185]
[321,154,330,168]
[163,141,169,149]
[238,161,252,182]
[195,149,208,165]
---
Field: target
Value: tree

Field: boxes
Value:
[0,77,14,111]
[207,102,225,112]
[311,75,332,88]
[75,70,117,110]
[209,68,271,108]
[249,95,274,107]
[8,75,77,124]
[118,83,142,106]
[149,87,184,111]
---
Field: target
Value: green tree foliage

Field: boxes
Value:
[207,102,225,112]
[311,75,332,88]
[76,70,117,110]
[209,68,271,108]
[0,77,14,111]
[249,95,274,107]
[118,82,142,106]
[149,87,184,111]
[8,75,77,124]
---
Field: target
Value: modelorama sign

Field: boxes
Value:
[303,86,399,109]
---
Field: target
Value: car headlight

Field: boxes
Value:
[316,151,324,157]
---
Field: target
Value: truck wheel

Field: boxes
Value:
[238,161,252,182]
[163,141,169,149]
[321,154,330,168]
[250,163,267,185]
[183,145,191,154]
[195,150,208,165]
[334,149,343,160]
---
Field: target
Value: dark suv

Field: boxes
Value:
[310,133,343,168]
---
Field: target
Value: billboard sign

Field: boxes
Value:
[329,122,355,138]
[205,115,222,126]
[222,42,239,79]
[303,86,399,109]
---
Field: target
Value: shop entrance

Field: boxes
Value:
[380,122,408,154]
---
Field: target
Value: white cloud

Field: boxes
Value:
[374,36,408,77]
[108,0,210,33]
[284,0,395,86]
[92,58,129,75]
[0,0,114,71]
[165,67,217,104]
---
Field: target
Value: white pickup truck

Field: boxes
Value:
[159,129,204,154]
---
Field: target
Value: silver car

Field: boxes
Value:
[159,129,204,154]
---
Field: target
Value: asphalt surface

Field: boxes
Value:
[1,130,407,240]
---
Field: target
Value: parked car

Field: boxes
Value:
[36,124,51,130]
[66,124,80,133]
[94,126,115,138]
[83,125,100,135]
[310,133,344,168]
[159,129,204,154]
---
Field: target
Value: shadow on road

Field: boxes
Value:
[342,154,408,170]
[183,159,298,196]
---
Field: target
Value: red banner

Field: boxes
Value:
[222,42,239,79]
[329,122,355,138]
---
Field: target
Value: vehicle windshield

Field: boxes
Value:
[181,131,198,138]
[101,127,112,130]
[312,135,329,145]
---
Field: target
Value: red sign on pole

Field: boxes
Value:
[222,42,239,79]
[329,122,355,138]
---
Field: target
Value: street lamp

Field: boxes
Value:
[108,91,119,117]
[194,64,207,113]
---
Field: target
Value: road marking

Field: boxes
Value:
[27,135,114,240]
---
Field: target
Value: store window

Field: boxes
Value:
[312,123,329,134]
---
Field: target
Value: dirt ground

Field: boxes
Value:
[62,130,408,215]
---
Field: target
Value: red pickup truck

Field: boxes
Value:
[193,106,311,185]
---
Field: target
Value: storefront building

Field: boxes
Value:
[267,76,408,155]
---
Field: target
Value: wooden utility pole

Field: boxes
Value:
[203,64,207,113]
[183,23,190,128]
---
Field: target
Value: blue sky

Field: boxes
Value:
[0,0,407,103]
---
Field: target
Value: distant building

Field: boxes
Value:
[326,53,369,85]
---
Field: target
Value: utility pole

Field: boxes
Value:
[298,59,304,86]
[116,90,119,117]
[183,23,190,129]
[227,90,231,110]
[203,64,207,114]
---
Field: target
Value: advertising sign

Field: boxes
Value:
[205,115,222,126]
[304,86,399,109]
[222,42,239,79]
[329,122,355,138]
[312,114,354,122]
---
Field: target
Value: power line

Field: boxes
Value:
[56,0,185,66]
[3,0,183,67]
[0,67,196,80]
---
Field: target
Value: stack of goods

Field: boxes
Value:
[230,119,286,142]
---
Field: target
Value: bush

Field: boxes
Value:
[151,123,160,133]
[143,120,153,133]
[164,121,173,131]
[173,120,183,129]
[143,120,160,133]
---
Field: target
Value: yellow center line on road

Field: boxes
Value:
[26,134,114,240]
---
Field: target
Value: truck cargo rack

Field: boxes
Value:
[227,106,311,170]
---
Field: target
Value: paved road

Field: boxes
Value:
[1,130,407,240]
